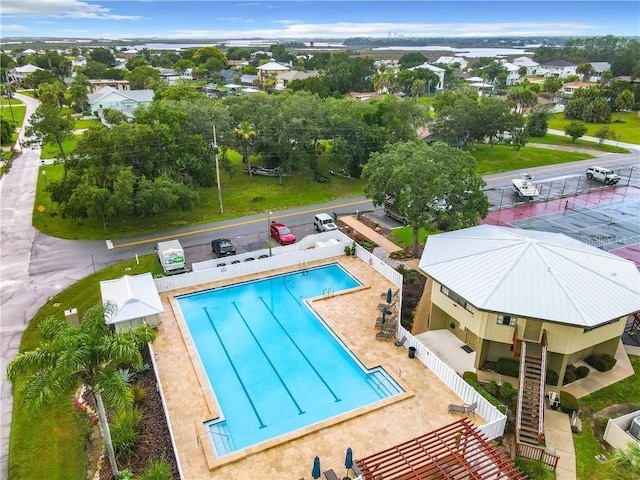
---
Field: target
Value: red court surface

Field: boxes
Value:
[481,185,640,266]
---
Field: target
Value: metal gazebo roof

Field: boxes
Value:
[355,419,527,480]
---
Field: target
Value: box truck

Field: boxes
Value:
[156,240,186,275]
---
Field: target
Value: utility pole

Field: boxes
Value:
[6,80,16,122]
[212,126,223,214]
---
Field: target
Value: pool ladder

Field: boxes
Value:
[323,286,334,297]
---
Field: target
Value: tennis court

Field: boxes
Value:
[482,186,640,265]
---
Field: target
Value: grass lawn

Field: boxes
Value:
[548,112,640,144]
[528,134,629,154]
[9,254,163,480]
[17,89,37,98]
[40,135,81,160]
[33,153,367,240]
[469,144,593,175]
[0,97,23,106]
[389,225,435,248]
[0,104,26,144]
[572,355,640,480]
[73,118,101,129]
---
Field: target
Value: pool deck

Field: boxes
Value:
[153,256,485,479]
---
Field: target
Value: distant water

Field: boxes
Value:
[372,46,533,57]
[125,40,344,50]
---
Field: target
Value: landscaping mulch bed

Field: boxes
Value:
[99,347,179,480]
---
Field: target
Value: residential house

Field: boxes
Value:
[119,48,139,59]
[513,56,539,76]
[240,74,259,86]
[88,86,154,117]
[408,62,445,90]
[71,55,86,69]
[562,81,594,97]
[275,69,319,90]
[348,92,380,101]
[417,225,640,387]
[157,67,192,85]
[589,62,611,82]
[499,60,522,85]
[536,60,577,79]
[88,79,130,93]
[434,56,469,70]
[256,59,290,83]
[7,64,44,83]
[100,273,164,332]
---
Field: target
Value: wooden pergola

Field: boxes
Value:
[355,419,527,480]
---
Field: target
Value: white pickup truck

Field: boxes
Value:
[585,166,620,185]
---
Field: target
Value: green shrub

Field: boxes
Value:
[559,390,579,414]
[131,384,147,404]
[487,380,499,396]
[111,407,142,460]
[513,457,555,480]
[563,365,578,385]
[463,371,477,382]
[585,353,617,372]
[137,459,173,480]
[545,369,559,386]
[500,382,518,404]
[462,377,502,408]
[576,365,590,379]
[497,357,520,377]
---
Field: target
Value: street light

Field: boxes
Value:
[267,210,273,256]
[212,125,223,214]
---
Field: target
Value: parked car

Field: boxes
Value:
[270,222,296,245]
[313,213,338,232]
[585,166,620,185]
[211,238,236,256]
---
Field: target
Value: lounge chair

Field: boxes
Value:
[377,300,397,311]
[380,289,399,300]
[448,401,477,418]
[376,330,396,341]
[375,315,397,329]
[323,469,339,480]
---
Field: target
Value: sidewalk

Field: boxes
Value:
[339,215,421,270]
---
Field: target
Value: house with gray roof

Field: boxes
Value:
[418,224,640,386]
[589,62,611,82]
[408,62,445,90]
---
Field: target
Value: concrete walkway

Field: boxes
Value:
[544,410,577,480]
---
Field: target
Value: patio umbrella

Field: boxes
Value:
[311,456,321,479]
[379,308,387,332]
[386,288,393,305]
[345,447,353,476]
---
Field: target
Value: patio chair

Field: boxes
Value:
[448,401,477,418]
[377,300,397,311]
[394,336,407,349]
[323,469,339,480]
[380,289,399,300]
[376,330,396,341]
[375,314,397,329]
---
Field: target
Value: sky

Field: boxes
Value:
[1,1,639,40]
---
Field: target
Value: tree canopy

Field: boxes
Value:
[362,141,488,255]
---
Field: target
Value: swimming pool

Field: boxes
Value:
[177,263,403,456]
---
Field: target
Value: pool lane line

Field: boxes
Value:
[231,302,306,416]
[202,307,267,429]
[259,296,341,403]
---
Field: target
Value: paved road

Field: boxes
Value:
[0,101,638,479]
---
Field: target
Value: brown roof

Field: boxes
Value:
[355,419,527,480]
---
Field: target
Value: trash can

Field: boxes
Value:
[408,346,416,359]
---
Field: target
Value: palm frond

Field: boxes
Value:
[94,368,133,412]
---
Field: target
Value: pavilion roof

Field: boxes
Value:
[355,419,527,480]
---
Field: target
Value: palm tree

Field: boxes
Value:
[235,121,257,179]
[610,442,640,477]
[7,305,156,478]
[66,73,91,113]
[411,79,426,100]
[37,80,66,108]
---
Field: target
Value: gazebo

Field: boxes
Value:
[355,419,526,480]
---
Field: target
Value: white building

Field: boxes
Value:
[7,64,44,83]
[88,86,154,117]
[408,63,446,91]
[589,62,611,82]
[100,273,164,332]
[435,56,469,70]
[256,59,290,83]
[536,60,577,79]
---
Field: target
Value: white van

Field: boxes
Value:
[313,213,338,232]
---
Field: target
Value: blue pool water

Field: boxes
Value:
[177,263,403,455]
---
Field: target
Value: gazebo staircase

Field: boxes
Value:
[514,329,548,446]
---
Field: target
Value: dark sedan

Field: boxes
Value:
[211,238,236,256]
